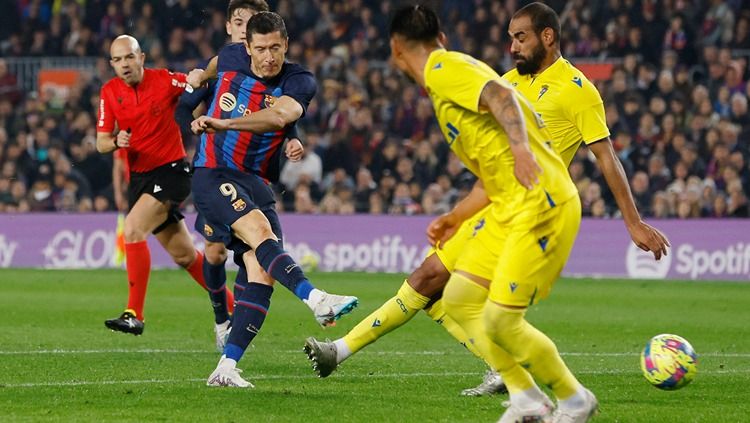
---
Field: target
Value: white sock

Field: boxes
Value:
[333,338,351,364]
[304,289,325,310]
[219,355,237,368]
[510,385,548,410]
[557,385,587,411]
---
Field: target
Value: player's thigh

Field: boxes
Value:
[125,194,170,240]
[489,199,581,307]
[192,168,260,232]
[154,220,197,266]
[453,208,505,284]
[231,210,277,249]
[429,207,490,274]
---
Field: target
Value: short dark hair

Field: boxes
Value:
[389,4,441,42]
[227,0,269,22]
[246,11,287,40]
[513,2,561,44]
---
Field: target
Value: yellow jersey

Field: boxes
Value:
[423,49,577,225]
[503,57,610,166]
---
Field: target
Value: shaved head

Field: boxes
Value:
[109,35,145,86]
[111,35,142,56]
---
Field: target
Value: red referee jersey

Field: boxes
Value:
[97,68,188,173]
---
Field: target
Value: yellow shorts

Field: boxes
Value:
[428,206,492,273]
[454,197,581,307]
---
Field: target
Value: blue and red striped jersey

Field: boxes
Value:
[194,43,317,181]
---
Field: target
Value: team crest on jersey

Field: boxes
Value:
[232,199,247,212]
[264,95,277,108]
[203,224,214,237]
[150,103,163,116]
[220,92,238,112]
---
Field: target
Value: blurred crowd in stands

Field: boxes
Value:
[0,0,749,218]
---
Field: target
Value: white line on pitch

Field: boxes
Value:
[1,349,750,358]
[3,369,749,388]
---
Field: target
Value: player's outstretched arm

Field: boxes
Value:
[588,140,670,260]
[193,96,303,135]
[427,180,490,246]
[479,81,541,190]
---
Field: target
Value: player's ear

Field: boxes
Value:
[542,27,554,47]
[283,37,289,53]
[438,31,448,47]
[226,20,232,36]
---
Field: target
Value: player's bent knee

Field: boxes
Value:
[172,249,198,268]
[204,242,228,265]
[483,303,526,344]
[232,211,277,249]
[408,253,450,297]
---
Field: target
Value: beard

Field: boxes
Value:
[514,42,546,75]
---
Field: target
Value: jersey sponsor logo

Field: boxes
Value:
[537,84,549,100]
[153,184,162,193]
[171,78,186,88]
[572,76,583,87]
[626,242,672,278]
[232,198,247,212]
[203,224,214,237]
[219,92,238,112]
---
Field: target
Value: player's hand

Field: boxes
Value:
[513,147,542,190]
[628,221,671,260]
[187,69,206,89]
[114,190,128,212]
[115,129,131,148]
[191,116,229,134]
[285,138,304,162]
[427,212,462,248]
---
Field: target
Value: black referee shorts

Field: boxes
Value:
[128,160,191,234]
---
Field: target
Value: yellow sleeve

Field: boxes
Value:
[427,55,499,113]
[567,81,610,144]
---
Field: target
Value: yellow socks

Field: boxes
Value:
[441,273,535,393]
[342,280,430,356]
[423,298,483,360]
[484,303,580,400]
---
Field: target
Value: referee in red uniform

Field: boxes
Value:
[96,35,232,335]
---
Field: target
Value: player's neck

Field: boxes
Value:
[411,45,442,87]
[535,51,562,76]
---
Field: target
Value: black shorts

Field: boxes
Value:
[128,160,191,234]
[192,167,282,256]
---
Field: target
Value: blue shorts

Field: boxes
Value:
[192,167,283,256]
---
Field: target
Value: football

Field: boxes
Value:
[640,334,698,390]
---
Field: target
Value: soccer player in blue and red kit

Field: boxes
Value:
[96,35,232,335]
[187,12,358,387]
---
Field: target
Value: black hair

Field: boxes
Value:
[513,2,561,44]
[246,11,287,40]
[227,0,269,21]
[389,4,440,42]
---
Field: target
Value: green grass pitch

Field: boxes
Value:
[0,269,748,422]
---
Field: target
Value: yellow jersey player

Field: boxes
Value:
[304,2,668,409]
[387,4,591,423]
